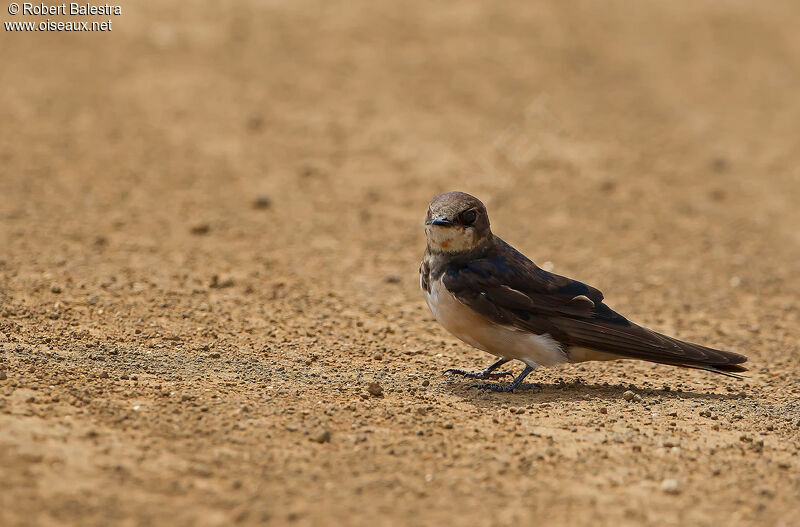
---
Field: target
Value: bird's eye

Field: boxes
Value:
[459,209,477,225]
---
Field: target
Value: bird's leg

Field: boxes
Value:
[471,365,538,392]
[444,358,513,380]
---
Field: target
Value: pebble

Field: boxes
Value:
[252,196,272,210]
[310,428,331,443]
[622,390,635,401]
[367,382,384,397]
[661,479,680,494]
[0,371,7,381]
[190,223,211,235]
[208,352,221,359]
[599,407,607,414]
[50,285,62,294]
[210,275,235,289]
[758,486,775,498]
[421,379,430,387]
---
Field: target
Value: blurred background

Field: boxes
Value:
[1,1,799,526]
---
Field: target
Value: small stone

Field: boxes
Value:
[310,428,331,443]
[385,275,401,284]
[633,394,643,402]
[98,371,109,379]
[421,379,430,387]
[599,180,616,193]
[367,382,384,397]
[208,352,221,359]
[0,371,6,381]
[190,223,210,235]
[210,275,234,289]
[622,390,635,401]
[661,479,680,494]
[87,295,99,305]
[373,353,383,361]
[51,285,62,294]
[252,196,272,210]
[599,407,607,414]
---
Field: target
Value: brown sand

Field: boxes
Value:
[1,1,799,526]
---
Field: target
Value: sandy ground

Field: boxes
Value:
[2,1,800,526]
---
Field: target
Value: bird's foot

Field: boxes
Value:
[444,368,513,380]
[470,382,540,393]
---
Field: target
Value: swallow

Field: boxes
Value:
[419,191,748,392]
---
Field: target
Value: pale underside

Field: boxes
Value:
[423,274,619,369]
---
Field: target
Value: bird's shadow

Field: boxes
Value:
[445,377,745,407]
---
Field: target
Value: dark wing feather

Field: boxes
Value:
[442,237,748,373]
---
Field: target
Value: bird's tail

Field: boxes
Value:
[560,318,749,378]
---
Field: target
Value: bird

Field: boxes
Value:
[419,191,748,392]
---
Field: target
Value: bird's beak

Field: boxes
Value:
[427,218,455,227]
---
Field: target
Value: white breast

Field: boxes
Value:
[424,275,567,367]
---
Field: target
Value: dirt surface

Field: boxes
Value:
[2,1,800,526]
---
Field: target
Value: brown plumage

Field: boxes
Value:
[420,191,748,390]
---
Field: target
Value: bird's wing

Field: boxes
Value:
[440,255,620,334]
[441,249,747,373]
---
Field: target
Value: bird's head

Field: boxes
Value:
[424,191,492,254]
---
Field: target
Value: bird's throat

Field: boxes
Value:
[425,225,483,254]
